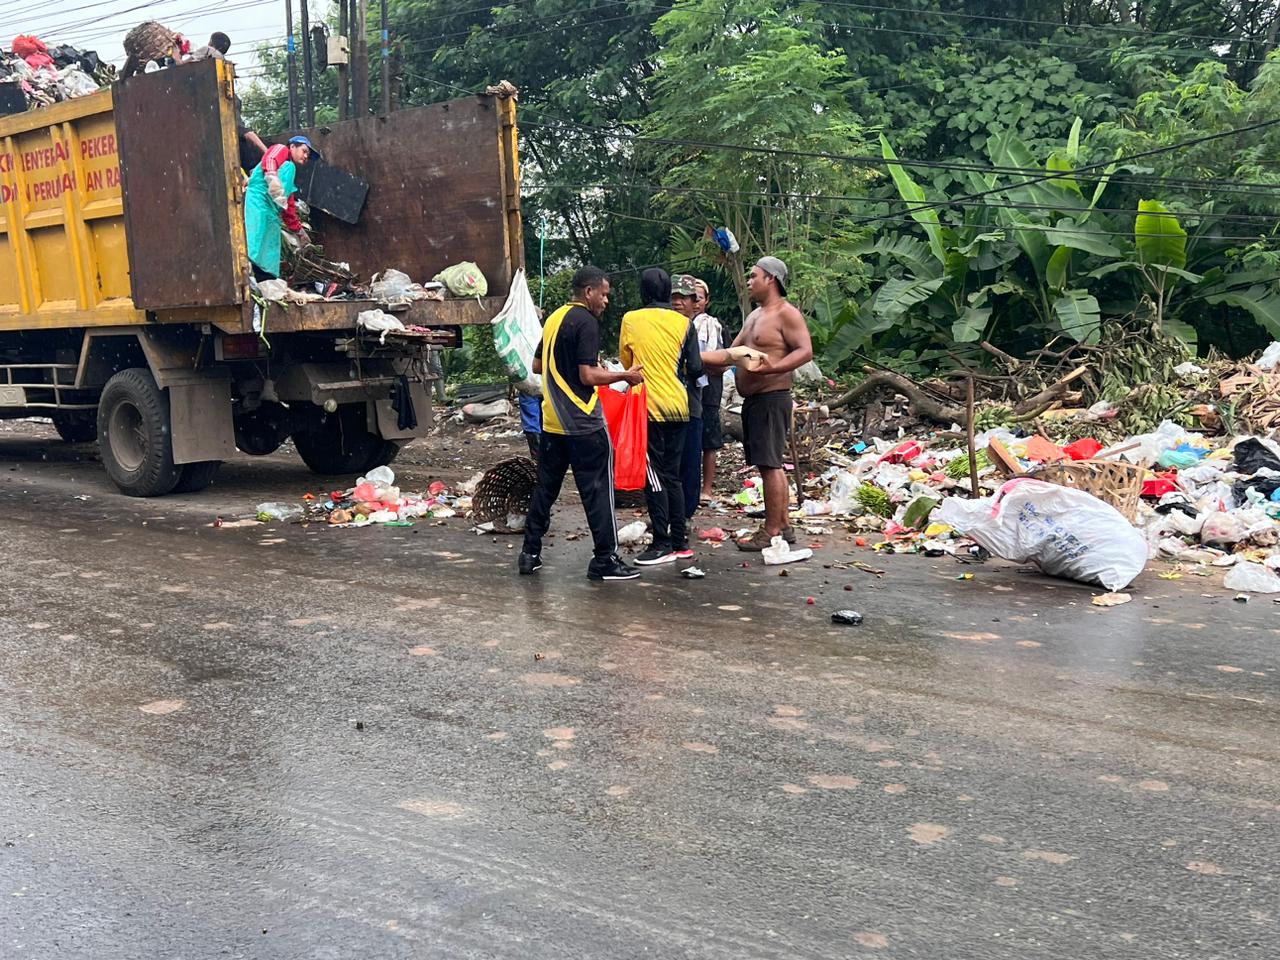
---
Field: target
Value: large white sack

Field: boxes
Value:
[938,478,1148,591]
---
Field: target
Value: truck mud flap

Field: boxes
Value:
[168,375,236,464]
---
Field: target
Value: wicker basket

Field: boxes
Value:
[123,21,180,62]
[472,457,538,533]
[1032,458,1144,520]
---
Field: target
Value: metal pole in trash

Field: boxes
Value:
[284,0,299,129]
[379,0,390,116]
[336,0,348,120]
[966,376,979,497]
[300,0,315,126]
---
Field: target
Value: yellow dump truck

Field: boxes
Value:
[0,59,522,495]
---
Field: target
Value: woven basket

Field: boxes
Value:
[1032,459,1144,521]
[472,457,538,533]
[123,21,180,62]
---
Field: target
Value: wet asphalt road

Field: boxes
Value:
[1,427,1277,959]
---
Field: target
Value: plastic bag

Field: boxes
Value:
[256,502,302,521]
[598,384,648,491]
[1200,512,1248,547]
[434,261,488,298]
[618,521,649,545]
[57,66,100,98]
[937,478,1148,591]
[1223,562,1280,593]
[1257,342,1280,371]
[762,537,812,565]
[371,268,426,306]
[490,269,542,395]
[356,308,406,344]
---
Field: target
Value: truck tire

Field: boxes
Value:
[97,368,181,497]
[293,404,398,476]
[52,410,97,443]
[172,460,221,493]
[234,403,288,456]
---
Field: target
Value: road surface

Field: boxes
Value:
[1,422,1276,958]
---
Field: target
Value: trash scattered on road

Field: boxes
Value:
[831,609,864,625]
[762,537,813,565]
[1223,561,1280,593]
[246,466,464,529]
[618,521,649,546]
[1091,593,1133,607]
[681,566,706,579]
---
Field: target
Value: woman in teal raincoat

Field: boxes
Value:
[245,135,316,279]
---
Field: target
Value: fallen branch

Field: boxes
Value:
[830,368,965,424]
[1012,365,1089,415]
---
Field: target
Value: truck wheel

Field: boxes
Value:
[172,460,221,493]
[97,368,181,497]
[293,404,393,476]
[365,440,401,472]
[52,410,97,443]
[234,403,288,456]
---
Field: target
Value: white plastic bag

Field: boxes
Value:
[357,308,406,344]
[1223,562,1280,593]
[490,269,543,395]
[618,521,649,546]
[371,268,426,306]
[762,536,812,565]
[1257,342,1280,371]
[937,479,1148,591]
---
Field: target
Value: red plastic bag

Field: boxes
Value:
[1063,438,1103,461]
[13,36,47,59]
[598,385,648,490]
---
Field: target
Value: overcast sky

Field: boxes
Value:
[3,0,333,79]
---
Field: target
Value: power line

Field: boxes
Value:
[530,184,1275,244]
[530,178,1280,223]
[516,112,1280,197]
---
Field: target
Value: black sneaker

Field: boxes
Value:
[587,555,641,581]
[635,547,678,566]
[518,551,543,575]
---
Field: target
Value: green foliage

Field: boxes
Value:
[234,0,1280,378]
[643,0,871,315]
[930,56,1117,160]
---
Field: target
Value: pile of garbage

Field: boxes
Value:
[253,466,469,527]
[1,36,112,113]
[749,405,1280,592]
[255,260,487,318]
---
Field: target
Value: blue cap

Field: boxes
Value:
[287,135,321,158]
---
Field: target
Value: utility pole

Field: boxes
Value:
[284,0,299,129]
[379,0,390,116]
[354,0,369,117]
[300,0,314,126]
[337,0,348,120]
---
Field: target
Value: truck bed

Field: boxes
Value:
[1,60,523,335]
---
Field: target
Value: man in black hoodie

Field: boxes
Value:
[618,269,704,564]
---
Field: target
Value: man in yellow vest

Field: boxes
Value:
[620,268,704,566]
[519,266,645,581]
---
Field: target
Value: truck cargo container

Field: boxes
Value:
[0,58,522,494]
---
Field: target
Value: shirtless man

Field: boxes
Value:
[726,257,813,550]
